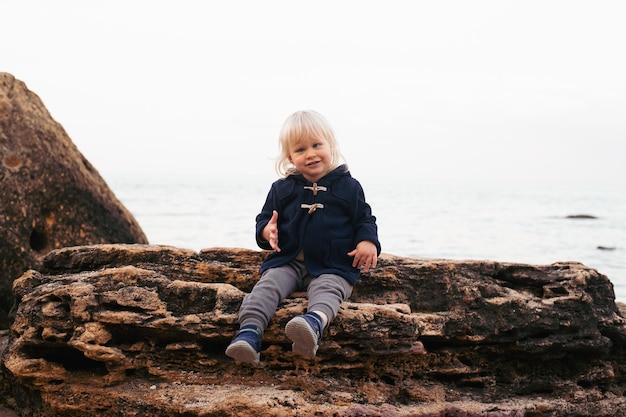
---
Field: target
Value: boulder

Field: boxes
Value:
[2,244,625,416]
[0,73,148,327]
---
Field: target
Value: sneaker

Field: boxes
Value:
[285,312,324,358]
[225,324,261,365]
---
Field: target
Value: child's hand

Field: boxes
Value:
[263,210,281,252]
[347,241,378,272]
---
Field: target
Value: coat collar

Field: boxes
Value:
[291,164,350,185]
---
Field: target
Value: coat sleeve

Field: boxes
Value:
[255,184,276,250]
[351,180,382,255]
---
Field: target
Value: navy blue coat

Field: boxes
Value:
[256,165,381,285]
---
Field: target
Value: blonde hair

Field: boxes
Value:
[275,110,344,177]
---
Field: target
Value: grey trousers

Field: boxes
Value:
[238,259,353,333]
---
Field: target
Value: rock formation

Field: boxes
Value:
[0,73,148,327]
[2,244,625,416]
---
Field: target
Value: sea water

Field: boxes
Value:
[107,173,626,302]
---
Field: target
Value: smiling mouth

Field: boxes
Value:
[306,160,320,167]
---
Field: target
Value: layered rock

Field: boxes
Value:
[2,244,626,416]
[0,73,148,326]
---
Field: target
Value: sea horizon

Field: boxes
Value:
[106,171,626,303]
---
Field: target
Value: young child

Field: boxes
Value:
[225,110,381,365]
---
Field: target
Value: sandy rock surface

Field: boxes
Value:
[2,244,625,416]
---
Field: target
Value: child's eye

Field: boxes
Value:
[313,143,322,149]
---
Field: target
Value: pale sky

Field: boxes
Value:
[2,1,625,185]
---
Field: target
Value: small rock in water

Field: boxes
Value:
[566,214,598,219]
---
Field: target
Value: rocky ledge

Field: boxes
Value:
[2,244,626,416]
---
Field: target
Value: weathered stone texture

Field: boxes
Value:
[2,244,625,416]
[0,73,148,327]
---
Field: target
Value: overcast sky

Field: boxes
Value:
[3,1,625,185]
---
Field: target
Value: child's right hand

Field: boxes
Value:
[263,210,281,252]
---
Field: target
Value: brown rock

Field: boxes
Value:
[0,73,148,327]
[2,244,626,416]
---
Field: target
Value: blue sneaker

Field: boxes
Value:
[225,324,261,365]
[285,312,324,358]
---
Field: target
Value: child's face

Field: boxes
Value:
[288,135,332,183]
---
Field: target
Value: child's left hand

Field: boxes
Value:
[347,241,378,272]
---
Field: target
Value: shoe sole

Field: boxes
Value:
[225,340,260,365]
[285,317,319,358]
